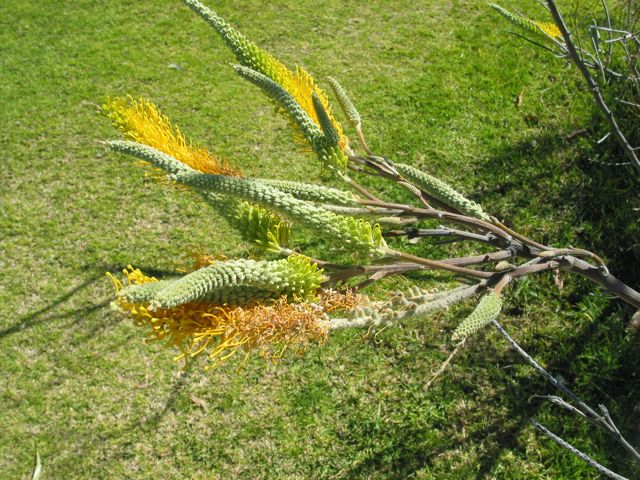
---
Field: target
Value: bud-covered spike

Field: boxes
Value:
[395,163,490,220]
[231,200,291,251]
[107,140,196,176]
[312,92,340,147]
[182,0,348,151]
[123,281,279,307]
[120,279,175,304]
[490,3,562,41]
[107,140,290,251]
[182,0,265,69]
[451,292,502,340]
[235,64,322,145]
[148,256,324,310]
[174,171,387,254]
[257,178,359,206]
[327,77,361,130]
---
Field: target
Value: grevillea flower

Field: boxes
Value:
[141,256,325,310]
[533,21,562,40]
[102,96,242,176]
[106,140,291,251]
[490,4,563,41]
[233,65,349,170]
[182,0,349,152]
[108,266,360,368]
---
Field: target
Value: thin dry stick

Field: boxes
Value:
[424,338,467,390]
[531,420,629,480]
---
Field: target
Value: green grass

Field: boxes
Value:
[2,0,640,478]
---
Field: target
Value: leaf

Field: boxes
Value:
[31,451,42,480]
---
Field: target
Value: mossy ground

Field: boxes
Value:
[2,1,639,478]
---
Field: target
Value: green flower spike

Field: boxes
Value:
[257,178,359,206]
[147,256,324,310]
[122,280,285,308]
[108,141,290,251]
[490,3,562,41]
[451,292,502,340]
[221,199,291,252]
[234,64,322,145]
[182,0,348,151]
[395,163,490,220]
[327,77,361,130]
[174,171,387,254]
[182,0,279,75]
[108,140,194,176]
[311,92,349,170]
[312,92,340,147]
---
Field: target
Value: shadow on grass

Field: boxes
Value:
[0,265,177,340]
[474,304,640,480]
[340,302,640,479]
[467,125,639,477]
[480,123,639,284]
[3,263,198,474]
[52,363,195,475]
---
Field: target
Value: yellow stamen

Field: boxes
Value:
[534,21,562,40]
[103,96,242,176]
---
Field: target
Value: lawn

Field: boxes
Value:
[2,0,639,478]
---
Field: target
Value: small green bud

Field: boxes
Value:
[327,77,361,130]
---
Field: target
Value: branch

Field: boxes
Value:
[384,249,494,279]
[531,420,630,480]
[359,199,516,244]
[557,256,640,309]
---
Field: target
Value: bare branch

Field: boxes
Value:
[531,420,630,480]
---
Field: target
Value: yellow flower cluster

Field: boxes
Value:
[533,21,562,40]
[103,96,242,176]
[108,266,360,368]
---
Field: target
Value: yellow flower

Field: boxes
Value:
[534,21,562,40]
[182,0,348,151]
[108,267,360,369]
[103,96,242,176]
